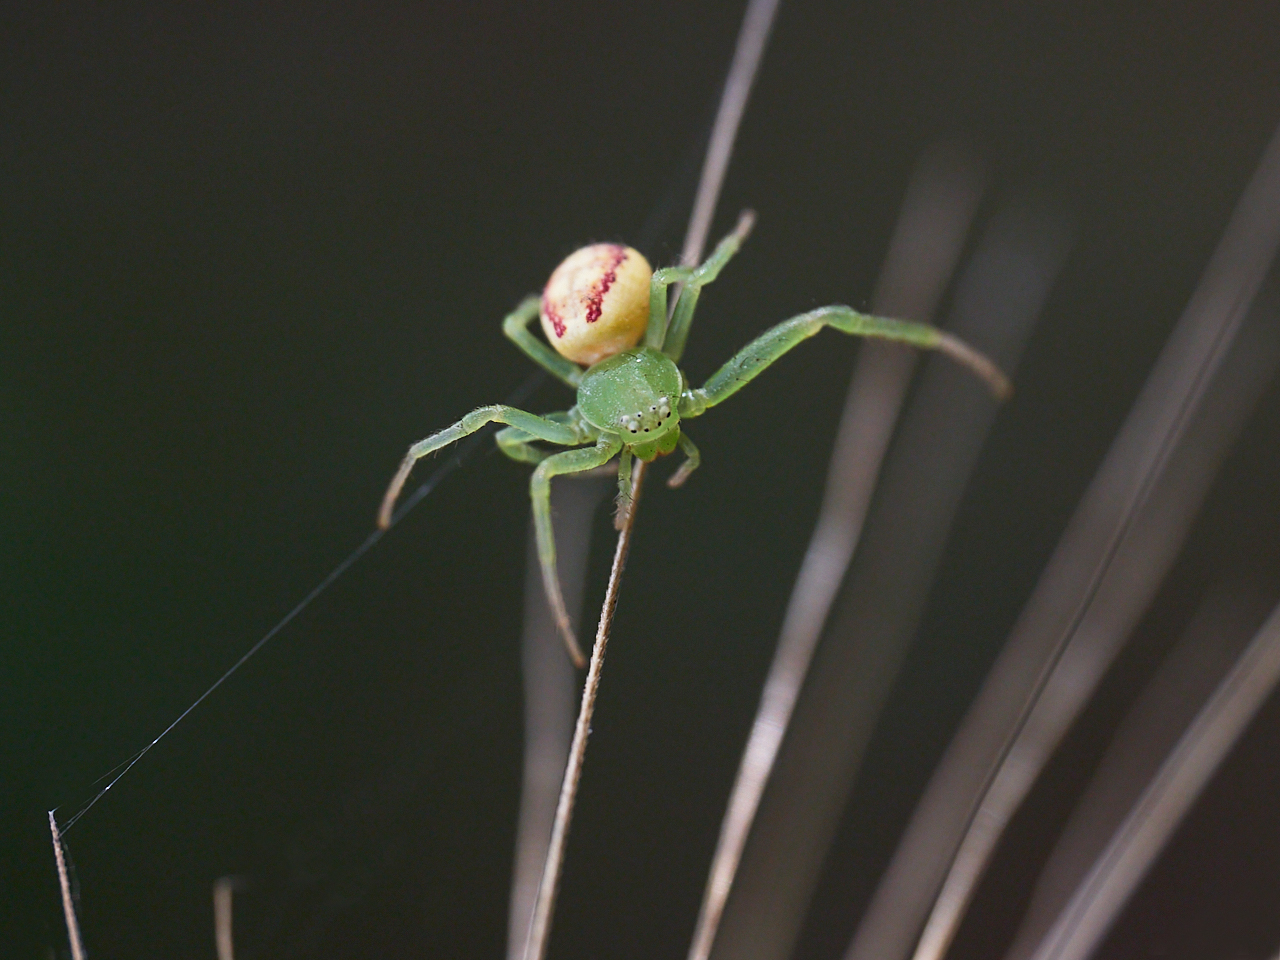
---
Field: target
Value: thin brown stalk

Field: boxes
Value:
[1004,582,1273,960]
[681,0,781,268]
[517,3,781,954]
[994,285,1278,960]
[49,811,86,960]
[520,465,647,960]
[507,477,607,960]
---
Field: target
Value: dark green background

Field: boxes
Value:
[6,2,1280,958]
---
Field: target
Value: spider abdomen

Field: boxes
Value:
[540,244,652,365]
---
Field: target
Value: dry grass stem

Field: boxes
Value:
[685,142,987,960]
[1025,596,1280,960]
[716,197,1069,960]
[214,877,236,960]
[507,477,608,960]
[520,465,646,960]
[49,811,86,960]
[515,3,781,956]
[891,121,1280,960]
[1003,584,1273,960]
[680,0,781,268]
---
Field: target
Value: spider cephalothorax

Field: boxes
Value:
[576,347,682,458]
[378,211,1011,666]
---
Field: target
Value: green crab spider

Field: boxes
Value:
[378,211,1011,667]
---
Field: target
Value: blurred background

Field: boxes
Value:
[5,1,1280,958]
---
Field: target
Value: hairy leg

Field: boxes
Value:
[502,295,586,388]
[613,447,634,530]
[645,265,693,349]
[679,305,1012,418]
[661,209,756,362]
[495,410,595,465]
[495,426,554,465]
[379,405,587,528]
[531,435,624,666]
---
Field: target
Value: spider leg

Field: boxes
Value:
[378,405,587,528]
[502,295,586,388]
[613,447,634,530]
[495,426,555,465]
[495,409,597,465]
[660,209,756,362]
[644,266,693,349]
[531,434,624,666]
[667,430,701,488]
[678,305,1012,419]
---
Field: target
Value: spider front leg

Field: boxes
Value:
[613,431,698,528]
[502,295,586,388]
[645,209,756,357]
[678,305,1012,420]
[532,434,624,667]
[644,267,693,349]
[378,405,588,528]
[661,209,756,361]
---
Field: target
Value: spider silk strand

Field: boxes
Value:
[55,372,544,834]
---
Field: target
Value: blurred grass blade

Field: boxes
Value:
[712,196,1070,960]
[685,142,987,960]
[1005,579,1277,960]
[506,476,607,960]
[1025,592,1280,960]
[681,0,782,267]
[1006,284,1280,959]
[868,122,1280,960]
[214,876,237,960]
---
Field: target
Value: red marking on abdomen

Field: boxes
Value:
[543,298,566,337]
[584,245,627,324]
